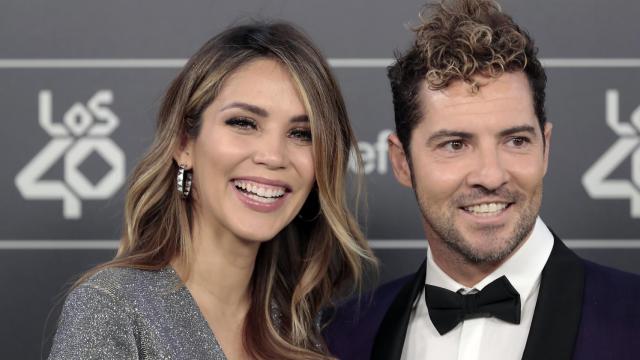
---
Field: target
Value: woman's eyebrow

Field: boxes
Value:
[220,102,268,117]
[290,115,309,124]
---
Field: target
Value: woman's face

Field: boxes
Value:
[180,58,315,243]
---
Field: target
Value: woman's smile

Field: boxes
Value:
[182,58,315,243]
[232,177,291,212]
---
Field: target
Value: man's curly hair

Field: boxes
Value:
[388,0,547,154]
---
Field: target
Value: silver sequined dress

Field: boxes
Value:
[48,266,229,359]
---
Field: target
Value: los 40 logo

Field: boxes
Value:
[583,89,640,218]
[15,90,125,219]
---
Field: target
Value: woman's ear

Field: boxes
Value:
[173,135,194,169]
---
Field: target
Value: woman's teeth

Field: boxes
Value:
[234,180,286,200]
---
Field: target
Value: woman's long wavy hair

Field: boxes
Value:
[76,22,376,359]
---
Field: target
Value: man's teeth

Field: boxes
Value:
[234,180,286,199]
[464,202,508,215]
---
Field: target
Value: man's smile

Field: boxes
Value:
[461,202,512,216]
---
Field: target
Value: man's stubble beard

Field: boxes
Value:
[415,185,543,265]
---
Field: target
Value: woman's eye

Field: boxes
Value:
[289,128,312,142]
[225,117,257,130]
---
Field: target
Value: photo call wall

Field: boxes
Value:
[2,0,639,359]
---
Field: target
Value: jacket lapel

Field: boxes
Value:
[371,260,426,360]
[521,235,585,360]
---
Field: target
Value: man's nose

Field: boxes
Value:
[465,146,509,191]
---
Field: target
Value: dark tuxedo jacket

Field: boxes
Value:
[324,237,640,360]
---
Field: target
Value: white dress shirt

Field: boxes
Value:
[400,217,554,360]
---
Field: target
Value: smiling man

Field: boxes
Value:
[396,72,550,285]
[325,1,640,359]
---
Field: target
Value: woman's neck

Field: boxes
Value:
[173,218,261,311]
[172,219,261,359]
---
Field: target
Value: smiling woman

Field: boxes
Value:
[180,59,316,244]
[48,22,376,360]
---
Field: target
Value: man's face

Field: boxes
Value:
[389,72,551,264]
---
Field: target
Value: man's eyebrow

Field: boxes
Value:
[498,125,537,137]
[220,102,269,117]
[427,130,473,145]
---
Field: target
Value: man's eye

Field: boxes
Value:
[442,140,465,151]
[225,117,257,129]
[508,136,530,147]
[289,128,312,142]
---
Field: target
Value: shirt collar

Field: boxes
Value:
[425,217,554,308]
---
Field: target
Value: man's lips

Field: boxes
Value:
[459,201,514,216]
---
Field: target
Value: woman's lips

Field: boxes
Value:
[231,179,290,213]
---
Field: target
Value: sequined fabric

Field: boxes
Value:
[48,266,228,359]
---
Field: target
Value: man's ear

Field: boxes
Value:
[388,133,413,188]
[542,122,553,176]
[173,135,194,169]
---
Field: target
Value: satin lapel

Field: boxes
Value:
[521,235,585,360]
[371,260,427,360]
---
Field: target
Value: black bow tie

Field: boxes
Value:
[424,275,521,335]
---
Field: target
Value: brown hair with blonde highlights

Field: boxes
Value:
[76,22,375,359]
[388,0,547,154]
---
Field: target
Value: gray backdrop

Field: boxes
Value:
[1,1,639,359]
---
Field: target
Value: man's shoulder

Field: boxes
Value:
[581,259,640,305]
[363,273,415,311]
[329,273,412,326]
[573,259,640,357]
[582,259,640,294]
[324,273,414,360]
[549,233,640,300]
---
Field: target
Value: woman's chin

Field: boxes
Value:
[233,224,289,244]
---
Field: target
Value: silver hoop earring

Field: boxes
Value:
[177,164,192,199]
